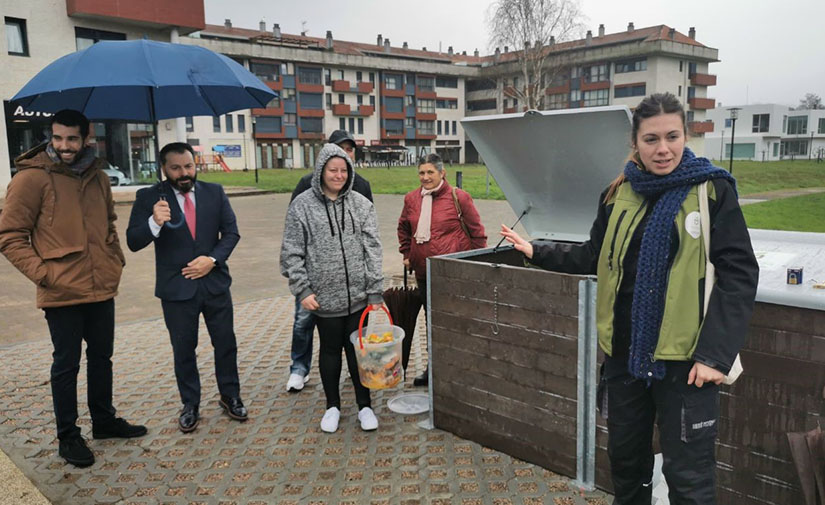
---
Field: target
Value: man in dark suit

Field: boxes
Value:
[126,142,246,433]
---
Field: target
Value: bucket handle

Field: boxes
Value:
[357,305,393,349]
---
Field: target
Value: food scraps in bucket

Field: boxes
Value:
[366,331,394,344]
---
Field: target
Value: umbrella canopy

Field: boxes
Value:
[383,269,422,377]
[11,39,276,122]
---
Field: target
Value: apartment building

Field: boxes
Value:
[705,104,825,161]
[3,4,721,184]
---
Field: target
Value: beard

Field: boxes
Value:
[169,173,196,193]
[53,144,84,164]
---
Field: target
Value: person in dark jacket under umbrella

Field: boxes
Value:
[397,153,487,386]
[280,143,384,433]
[284,130,373,393]
[500,93,759,505]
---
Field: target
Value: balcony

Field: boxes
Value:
[297,107,325,118]
[381,128,406,140]
[332,104,351,116]
[503,107,517,114]
[296,81,324,93]
[298,131,324,140]
[688,97,716,110]
[380,84,405,97]
[416,87,437,99]
[358,105,375,116]
[380,106,406,120]
[690,73,717,86]
[331,80,350,92]
[416,131,437,140]
[357,82,374,93]
[688,121,714,134]
[415,111,437,121]
[66,0,204,33]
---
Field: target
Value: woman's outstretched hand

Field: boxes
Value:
[499,224,533,259]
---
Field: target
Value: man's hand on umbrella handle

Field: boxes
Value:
[403,258,410,268]
[301,294,320,311]
[153,200,171,226]
[500,224,533,259]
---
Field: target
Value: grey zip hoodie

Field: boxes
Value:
[280,143,384,318]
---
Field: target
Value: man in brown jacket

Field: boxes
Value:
[0,110,146,467]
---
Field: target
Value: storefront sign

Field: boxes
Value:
[11,105,53,119]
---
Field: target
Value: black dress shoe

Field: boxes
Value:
[179,405,199,433]
[219,395,248,421]
[58,437,95,467]
[413,368,429,387]
[92,417,148,439]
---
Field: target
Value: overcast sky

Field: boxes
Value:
[204,0,825,108]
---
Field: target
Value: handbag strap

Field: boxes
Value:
[451,187,472,240]
[698,181,714,315]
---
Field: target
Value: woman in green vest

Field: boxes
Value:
[500,92,758,505]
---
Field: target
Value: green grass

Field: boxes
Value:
[742,193,825,233]
[708,159,825,196]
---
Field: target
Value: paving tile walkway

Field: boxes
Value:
[0,291,611,505]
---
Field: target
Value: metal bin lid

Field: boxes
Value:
[462,106,632,241]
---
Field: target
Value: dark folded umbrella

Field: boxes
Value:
[787,424,825,505]
[383,268,422,377]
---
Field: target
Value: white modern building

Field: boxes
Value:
[705,104,825,161]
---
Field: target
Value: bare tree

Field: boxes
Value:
[797,92,824,110]
[486,0,584,110]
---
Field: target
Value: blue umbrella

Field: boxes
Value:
[11,39,276,121]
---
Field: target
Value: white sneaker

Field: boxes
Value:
[358,407,378,431]
[286,373,309,392]
[321,407,340,433]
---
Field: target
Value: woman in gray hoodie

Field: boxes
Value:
[280,143,384,433]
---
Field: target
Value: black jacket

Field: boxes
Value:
[126,181,240,301]
[291,171,373,203]
[528,179,759,374]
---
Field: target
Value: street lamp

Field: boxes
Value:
[251,116,258,185]
[728,107,741,174]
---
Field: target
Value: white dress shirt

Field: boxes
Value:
[148,187,196,237]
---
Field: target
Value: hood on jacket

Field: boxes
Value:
[311,143,354,200]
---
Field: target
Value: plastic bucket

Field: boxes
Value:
[349,305,405,390]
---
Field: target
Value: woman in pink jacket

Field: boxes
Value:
[397,153,487,386]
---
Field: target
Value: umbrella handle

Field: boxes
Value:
[357,304,393,350]
[403,266,407,288]
[156,183,187,229]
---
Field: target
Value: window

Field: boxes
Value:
[405,117,416,129]
[250,61,281,81]
[370,95,375,107]
[724,118,732,128]
[752,114,770,133]
[418,120,435,135]
[724,143,756,158]
[614,84,646,98]
[584,64,608,83]
[570,89,581,104]
[787,116,808,135]
[406,74,416,86]
[338,93,345,104]
[418,76,435,91]
[437,121,442,135]
[266,96,281,109]
[185,116,194,132]
[405,95,414,107]
[324,68,331,86]
[503,99,508,109]
[369,72,375,83]
[385,119,404,135]
[280,88,296,101]
[583,89,608,107]
[326,93,332,109]
[571,67,582,79]
[225,114,234,133]
[452,121,457,135]
[417,99,435,113]
[466,79,496,92]
[436,99,458,109]
[773,143,779,157]
[615,58,647,73]
[357,95,363,105]
[300,117,323,133]
[75,27,125,51]
[337,69,345,80]
[783,115,787,133]
[358,118,364,134]
[384,74,402,90]
[688,62,697,75]
[547,93,568,110]
[299,92,323,109]
[384,96,403,113]
[356,71,363,82]
[256,117,282,133]
[339,118,346,130]
[349,118,355,133]
[6,17,29,56]
[687,87,696,99]
[780,140,808,156]
[284,113,297,126]
[819,118,825,134]
[436,76,458,88]
[512,76,519,89]
[297,66,321,85]
[686,111,694,123]
[678,85,682,97]
[466,99,496,111]
[213,116,221,132]
[238,115,245,133]
[679,61,683,72]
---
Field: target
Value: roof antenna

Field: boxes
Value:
[300,20,308,36]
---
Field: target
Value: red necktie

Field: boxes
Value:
[183,192,196,240]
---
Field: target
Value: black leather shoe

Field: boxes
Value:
[179,405,199,433]
[219,395,248,421]
[413,368,429,387]
[58,437,95,467]
[92,417,148,439]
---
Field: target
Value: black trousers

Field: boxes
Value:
[600,356,719,505]
[43,299,117,440]
[315,311,372,410]
[161,286,240,408]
